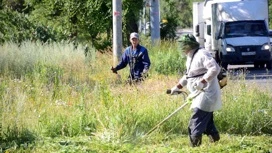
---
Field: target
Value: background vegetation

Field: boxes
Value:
[0,41,271,152]
[0,0,272,152]
[2,0,272,51]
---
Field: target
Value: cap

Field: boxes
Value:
[130,32,139,40]
[178,34,199,51]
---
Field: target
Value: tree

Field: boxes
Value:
[25,0,144,50]
[2,0,272,49]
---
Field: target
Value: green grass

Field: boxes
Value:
[0,41,271,152]
[2,134,271,153]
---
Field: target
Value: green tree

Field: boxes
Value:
[2,0,272,49]
[160,0,182,40]
[159,0,202,40]
[1,0,25,12]
[0,9,35,44]
[269,0,272,29]
[123,0,144,45]
[24,0,145,50]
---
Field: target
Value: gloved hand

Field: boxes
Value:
[179,76,188,86]
[194,80,204,90]
[111,67,117,74]
[142,69,148,74]
[142,69,149,77]
[170,85,180,95]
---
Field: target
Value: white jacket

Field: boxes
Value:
[179,48,222,112]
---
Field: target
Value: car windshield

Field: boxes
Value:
[224,21,268,38]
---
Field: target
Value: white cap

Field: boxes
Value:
[130,32,139,39]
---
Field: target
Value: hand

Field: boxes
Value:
[142,69,149,77]
[194,81,204,90]
[142,69,148,74]
[179,76,187,86]
[111,67,117,74]
[170,85,180,95]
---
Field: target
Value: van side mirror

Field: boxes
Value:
[215,32,221,40]
[207,25,211,36]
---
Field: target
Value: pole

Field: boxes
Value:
[112,0,122,66]
[150,0,160,44]
[143,1,146,35]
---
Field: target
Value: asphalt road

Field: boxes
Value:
[227,64,272,91]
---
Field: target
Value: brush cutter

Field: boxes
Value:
[143,89,202,137]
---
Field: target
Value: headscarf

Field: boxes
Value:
[178,34,200,52]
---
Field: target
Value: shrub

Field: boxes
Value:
[148,41,186,75]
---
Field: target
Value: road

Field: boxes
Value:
[228,64,272,91]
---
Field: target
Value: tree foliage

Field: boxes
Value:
[25,0,113,50]
[122,0,144,45]
[0,0,144,51]
[1,0,272,50]
[0,9,34,44]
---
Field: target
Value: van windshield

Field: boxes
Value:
[224,21,268,38]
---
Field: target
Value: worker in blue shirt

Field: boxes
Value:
[111,32,151,84]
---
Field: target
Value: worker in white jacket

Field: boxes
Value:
[170,34,222,147]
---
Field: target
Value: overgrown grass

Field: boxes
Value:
[0,41,271,152]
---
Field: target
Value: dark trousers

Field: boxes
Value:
[188,108,220,147]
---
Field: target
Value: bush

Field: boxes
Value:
[149,41,186,75]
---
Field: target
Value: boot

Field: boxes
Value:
[189,135,202,147]
[208,133,220,142]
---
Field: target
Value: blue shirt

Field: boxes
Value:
[115,44,151,79]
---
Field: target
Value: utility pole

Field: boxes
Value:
[143,1,147,35]
[150,0,160,44]
[112,0,122,66]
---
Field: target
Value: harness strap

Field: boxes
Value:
[186,48,199,74]
[128,45,145,80]
[186,48,207,79]
[186,73,206,79]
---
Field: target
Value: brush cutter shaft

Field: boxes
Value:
[144,101,189,136]
[144,90,203,137]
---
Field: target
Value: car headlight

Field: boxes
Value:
[261,43,270,50]
[226,45,235,52]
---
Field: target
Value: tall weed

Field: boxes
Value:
[0,41,271,151]
[218,80,272,134]
[146,40,186,75]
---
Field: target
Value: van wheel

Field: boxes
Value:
[266,60,272,70]
[260,63,265,68]
[218,52,227,69]
[221,62,228,70]
[254,62,259,68]
[254,62,263,68]
[215,51,220,63]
